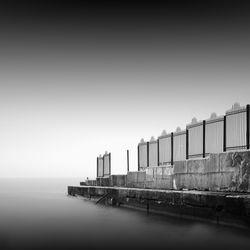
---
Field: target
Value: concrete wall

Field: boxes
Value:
[173,150,250,192]
[91,149,250,193]
[144,166,173,190]
[110,175,127,187]
[126,171,146,188]
[68,185,250,228]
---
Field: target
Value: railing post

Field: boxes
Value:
[203,120,206,158]
[186,129,189,160]
[247,104,249,150]
[223,115,227,152]
[137,145,140,171]
[147,141,149,167]
[157,138,160,166]
[102,155,105,177]
[127,150,129,172]
[97,157,99,178]
[109,153,111,176]
[171,132,174,165]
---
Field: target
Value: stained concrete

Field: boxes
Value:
[84,149,250,193]
[68,185,250,228]
[110,175,126,187]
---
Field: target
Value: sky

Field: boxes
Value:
[1,1,250,178]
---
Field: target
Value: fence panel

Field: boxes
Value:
[226,107,247,150]
[188,122,203,158]
[173,131,186,161]
[97,157,104,177]
[139,143,147,168]
[149,140,157,167]
[158,135,171,165]
[205,116,224,154]
[103,153,110,176]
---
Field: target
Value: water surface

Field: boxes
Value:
[0,178,249,250]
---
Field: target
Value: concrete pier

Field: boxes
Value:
[69,150,250,228]
[68,185,250,228]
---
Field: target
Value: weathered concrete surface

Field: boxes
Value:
[143,166,173,189]
[127,171,146,188]
[173,150,250,192]
[83,180,96,186]
[68,185,250,228]
[219,150,250,192]
[90,150,250,193]
[96,177,110,186]
[173,161,187,174]
[110,174,126,187]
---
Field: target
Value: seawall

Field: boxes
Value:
[86,150,250,192]
[68,185,250,228]
[68,150,250,228]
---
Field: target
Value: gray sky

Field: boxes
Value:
[1,1,250,178]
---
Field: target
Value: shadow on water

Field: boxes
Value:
[0,178,250,250]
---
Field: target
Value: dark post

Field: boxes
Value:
[223,115,227,152]
[147,141,149,167]
[109,153,111,176]
[171,132,174,165]
[102,155,105,177]
[157,139,160,166]
[127,150,129,172]
[97,157,99,178]
[137,145,140,171]
[247,104,250,150]
[203,120,206,158]
[186,129,189,160]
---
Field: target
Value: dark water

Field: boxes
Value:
[0,179,250,250]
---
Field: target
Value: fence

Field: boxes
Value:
[138,103,250,170]
[97,152,111,177]
[158,132,172,165]
[148,137,158,167]
[205,114,224,154]
[226,106,248,150]
[97,155,104,177]
[187,119,204,158]
[173,128,186,161]
[138,140,148,169]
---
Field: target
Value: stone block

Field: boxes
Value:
[137,171,146,183]
[86,180,97,186]
[110,175,126,187]
[145,168,154,181]
[173,161,187,174]
[127,172,138,184]
[162,166,173,178]
[218,150,250,192]
[173,173,208,191]
[134,182,145,189]
[144,181,154,189]
[155,167,163,179]
[100,177,110,186]
[96,178,101,186]
[204,153,220,173]
[173,173,187,190]
[207,172,234,191]
[187,158,206,173]
[155,177,173,190]
[219,151,237,172]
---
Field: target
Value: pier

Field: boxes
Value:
[68,185,250,228]
[68,103,250,228]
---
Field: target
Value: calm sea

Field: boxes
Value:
[0,178,249,250]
